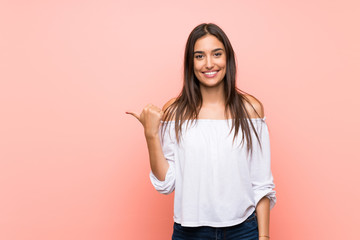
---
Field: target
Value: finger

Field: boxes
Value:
[125,111,140,121]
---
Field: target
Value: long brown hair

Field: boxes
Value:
[161,23,264,158]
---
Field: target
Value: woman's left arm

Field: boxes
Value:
[256,196,270,239]
[249,119,277,239]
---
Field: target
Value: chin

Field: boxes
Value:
[199,79,224,88]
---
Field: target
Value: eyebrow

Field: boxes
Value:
[193,48,224,54]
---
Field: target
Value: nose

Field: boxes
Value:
[205,56,214,69]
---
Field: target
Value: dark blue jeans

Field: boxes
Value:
[172,210,259,240]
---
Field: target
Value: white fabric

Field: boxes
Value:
[149,116,276,227]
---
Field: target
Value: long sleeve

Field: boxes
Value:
[149,122,176,195]
[249,117,277,210]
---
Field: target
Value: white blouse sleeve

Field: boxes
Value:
[149,122,176,195]
[249,117,277,210]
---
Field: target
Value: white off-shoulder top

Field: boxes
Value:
[149,117,276,227]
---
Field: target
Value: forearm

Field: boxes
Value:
[255,196,271,239]
[146,134,169,181]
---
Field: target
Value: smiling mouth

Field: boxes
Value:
[202,70,219,78]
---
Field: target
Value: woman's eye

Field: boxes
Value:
[214,52,222,57]
[195,55,203,59]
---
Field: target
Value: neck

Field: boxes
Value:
[199,81,226,107]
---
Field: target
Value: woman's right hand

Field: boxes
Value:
[126,104,164,138]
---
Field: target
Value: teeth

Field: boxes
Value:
[204,71,217,75]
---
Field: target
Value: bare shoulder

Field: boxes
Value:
[243,93,265,118]
[162,97,177,111]
[162,97,177,121]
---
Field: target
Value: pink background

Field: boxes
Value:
[1,0,359,239]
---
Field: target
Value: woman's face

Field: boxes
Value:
[193,34,226,88]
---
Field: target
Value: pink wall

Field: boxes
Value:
[1,0,359,239]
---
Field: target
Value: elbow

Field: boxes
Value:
[255,190,276,210]
[253,182,277,210]
[149,163,175,195]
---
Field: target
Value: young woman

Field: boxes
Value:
[127,23,276,240]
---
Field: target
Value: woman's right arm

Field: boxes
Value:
[126,98,176,193]
[145,131,169,181]
[126,103,169,180]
